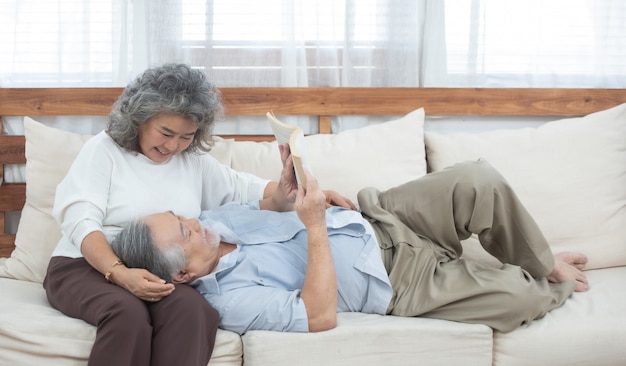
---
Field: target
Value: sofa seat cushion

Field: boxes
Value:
[493,266,626,366]
[241,312,493,366]
[0,277,243,366]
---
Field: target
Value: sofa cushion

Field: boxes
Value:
[241,312,493,366]
[425,103,626,270]
[492,266,626,366]
[210,108,427,204]
[0,277,242,366]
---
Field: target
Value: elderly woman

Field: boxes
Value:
[43,63,353,366]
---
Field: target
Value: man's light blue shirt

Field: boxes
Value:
[192,201,393,335]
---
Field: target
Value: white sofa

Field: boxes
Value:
[1,98,625,366]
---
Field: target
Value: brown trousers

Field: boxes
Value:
[358,159,575,332]
[44,256,218,366]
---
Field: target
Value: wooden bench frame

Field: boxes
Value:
[1,87,625,257]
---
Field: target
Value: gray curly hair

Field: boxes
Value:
[106,63,223,153]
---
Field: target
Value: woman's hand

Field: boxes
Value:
[260,144,299,212]
[110,265,175,302]
[81,231,175,302]
[323,190,356,210]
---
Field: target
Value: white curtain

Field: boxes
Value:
[0,0,128,86]
[1,0,623,89]
[143,0,444,87]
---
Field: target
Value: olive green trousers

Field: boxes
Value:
[358,159,575,332]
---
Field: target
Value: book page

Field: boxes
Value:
[267,111,298,145]
[266,111,311,186]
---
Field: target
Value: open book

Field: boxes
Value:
[267,111,311,187]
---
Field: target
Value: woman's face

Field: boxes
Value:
[138,114,197,163]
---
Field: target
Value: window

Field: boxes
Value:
[177,0,399,86]
[0,0,118,86]
[444,0,626,86]
[2,0,624,88]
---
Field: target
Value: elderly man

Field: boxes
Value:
[111,157,588,335]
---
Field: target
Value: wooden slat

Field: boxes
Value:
[0,136,26,164]
[0,88,122,116]
[2,88,626,118]
[220,88,626,116]
[0,183,26,211]
[219,135,275,142]
[0,235,16,258]
[319,116,332,134]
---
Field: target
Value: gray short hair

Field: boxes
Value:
[106,63,223,154]
[110,218,186,283]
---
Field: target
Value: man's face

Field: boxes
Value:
[144,212,221,283]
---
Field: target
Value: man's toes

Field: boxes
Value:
[575,280,589,292]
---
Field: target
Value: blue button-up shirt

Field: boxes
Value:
[192,201,393,335]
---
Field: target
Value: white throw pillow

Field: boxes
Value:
[0,117,93,283]
[213,108,427,204]
[425,103,626,270]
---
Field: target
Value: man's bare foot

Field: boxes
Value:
[547,252,589,292]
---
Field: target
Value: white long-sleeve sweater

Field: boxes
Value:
[52,131,269,258]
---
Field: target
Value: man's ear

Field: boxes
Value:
[172,271,191,284]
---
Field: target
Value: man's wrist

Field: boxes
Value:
[305,223,329,242]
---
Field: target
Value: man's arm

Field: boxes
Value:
[295,170,338,332]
